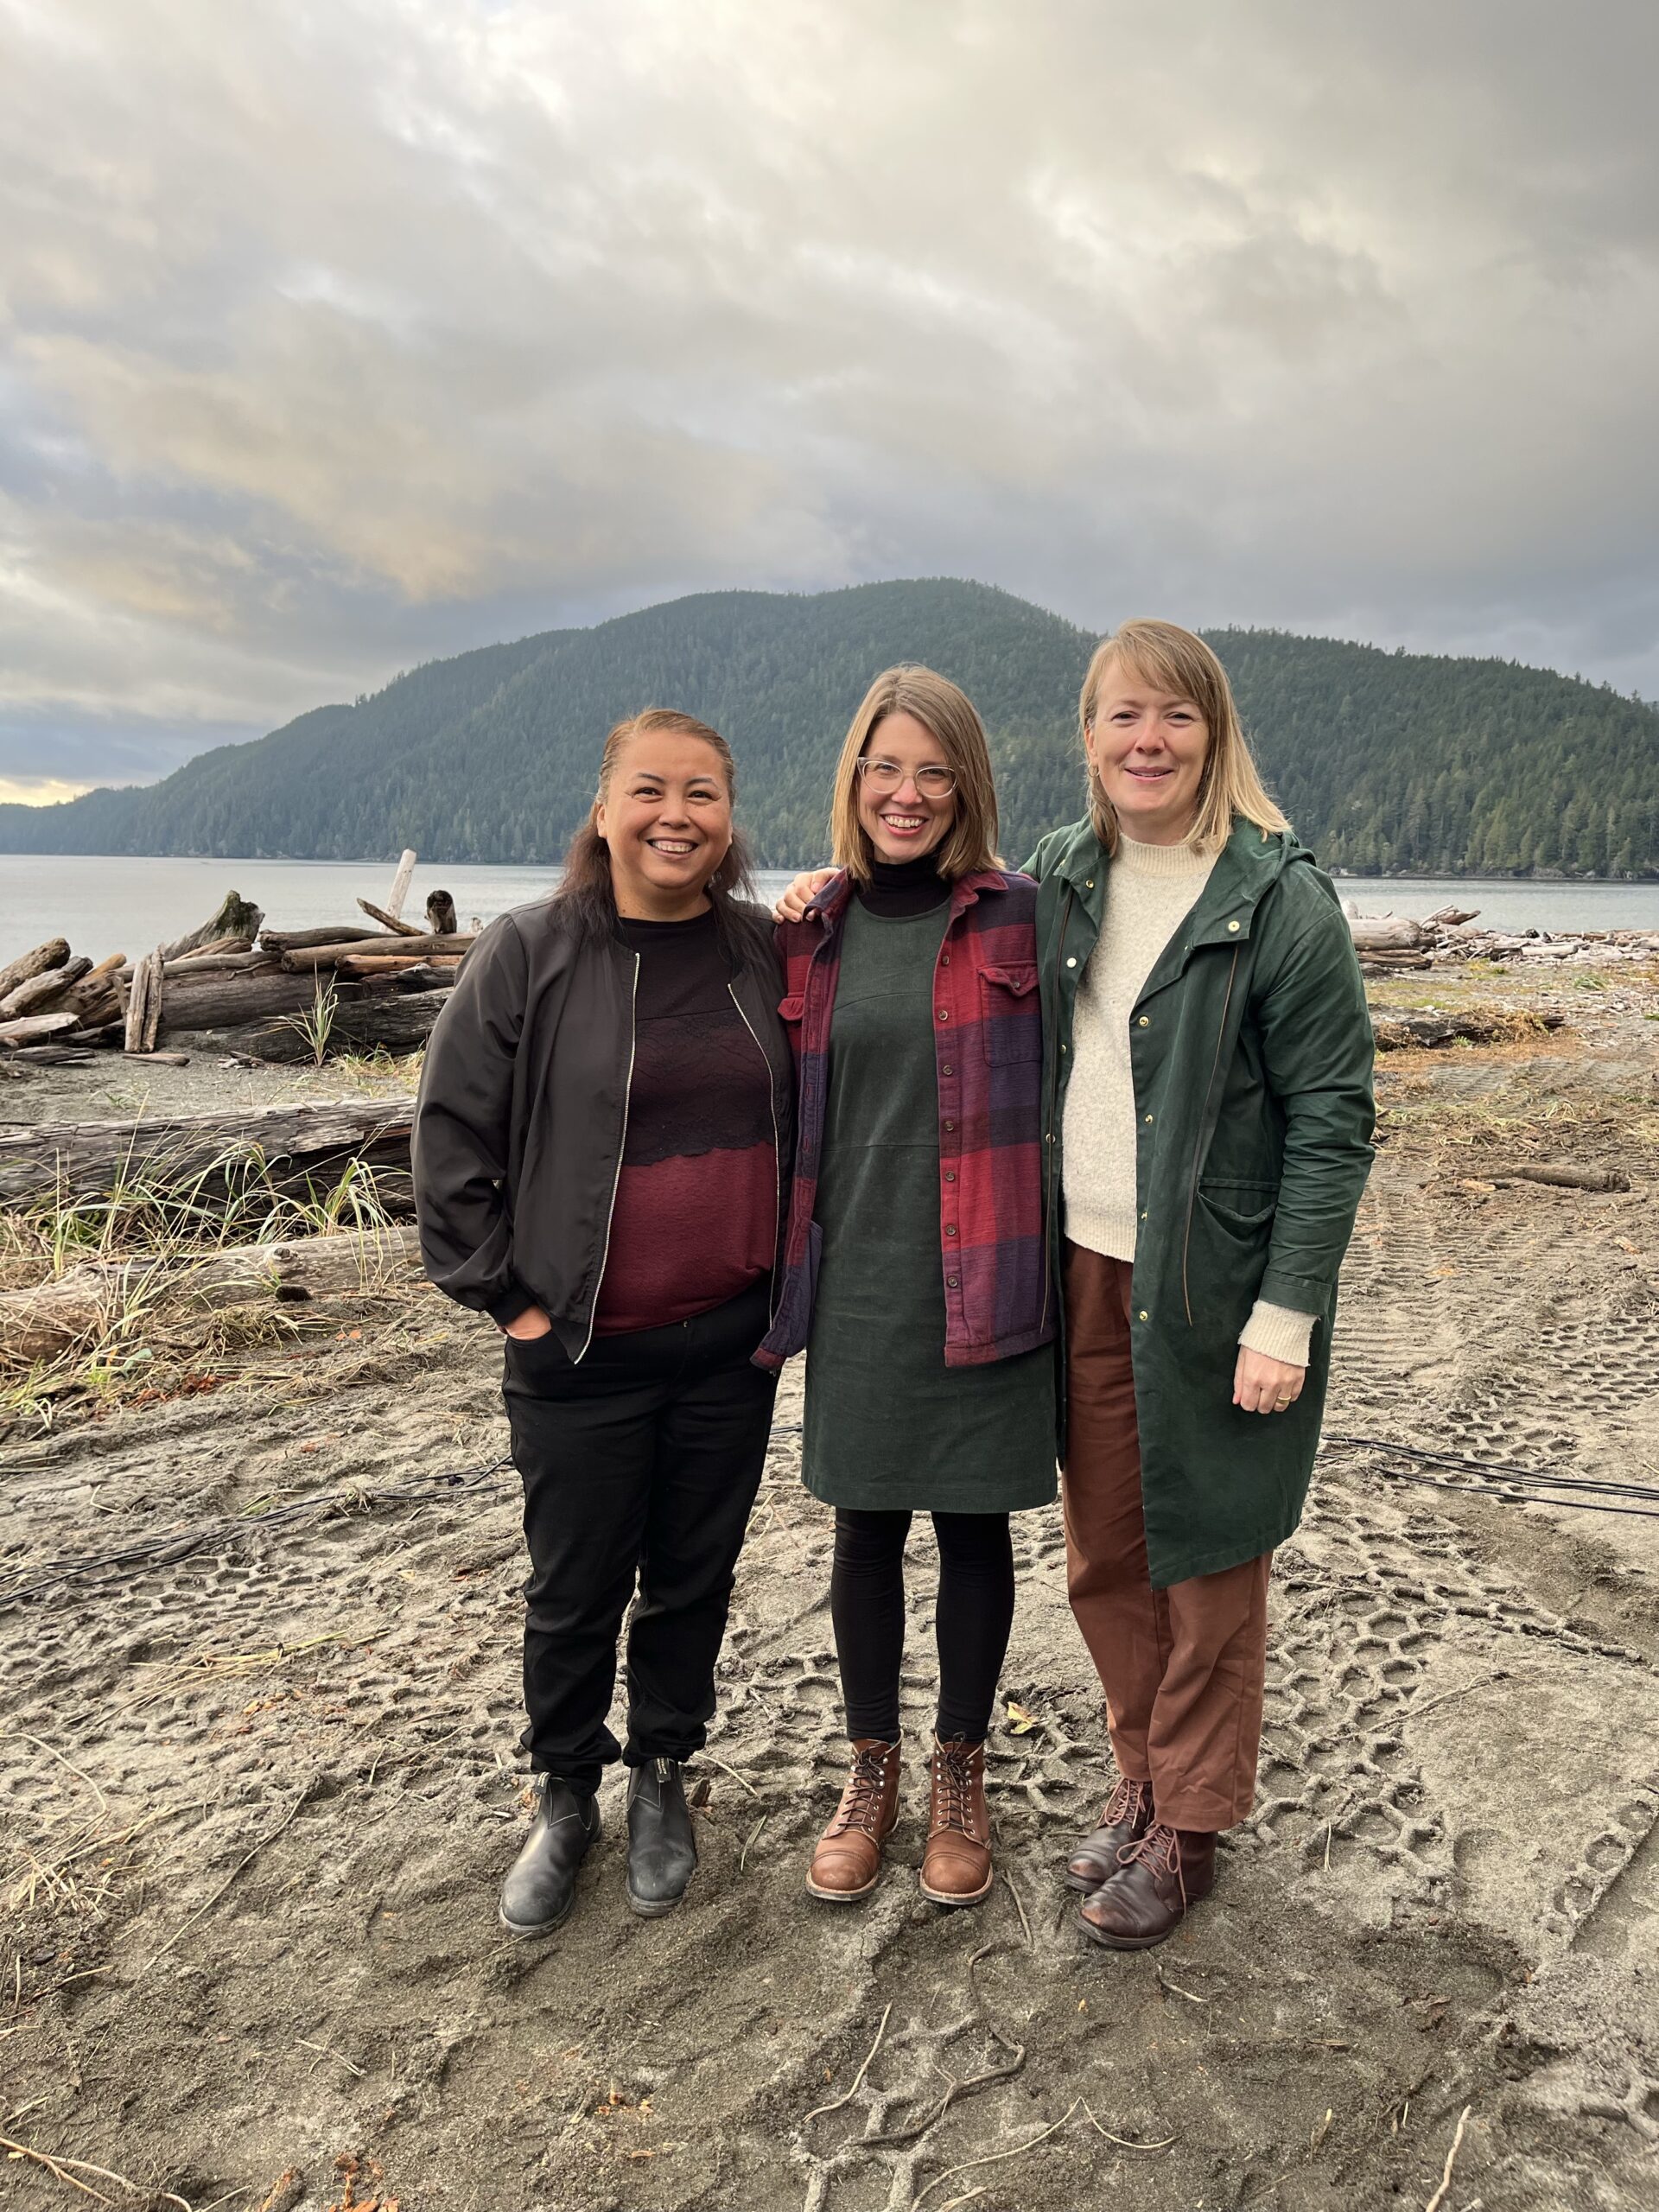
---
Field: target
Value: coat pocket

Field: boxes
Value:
[1185,1182,1276,1334]
[977,962,1040,1065]
[1196,1179,1278,1238]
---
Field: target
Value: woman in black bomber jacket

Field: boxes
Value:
[413,709,793,1938]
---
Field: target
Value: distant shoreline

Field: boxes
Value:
[1,850,1656,887]
[1327,869,1659,887]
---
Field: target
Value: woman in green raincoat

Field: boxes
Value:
[1026,618,1375,1951]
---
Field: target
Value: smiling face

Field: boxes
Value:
[855,709,957,865]
[594,731,734,919]
[1084,659,1211,845]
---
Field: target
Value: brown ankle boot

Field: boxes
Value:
[1065,1775,1154,1892]
[1077,1820,1217,1949]
[807,1739,901,1902]
[919,1737,993,1905]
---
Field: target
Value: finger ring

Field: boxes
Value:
[1274,1396,1293,1408]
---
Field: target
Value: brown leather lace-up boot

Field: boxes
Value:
[918,1737,993,1905]
[1065,1775,1154,1892]
[1077,1819,1217,1949]
[807,1738,902,1902]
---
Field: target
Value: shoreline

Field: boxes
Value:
[2,847,1657,884]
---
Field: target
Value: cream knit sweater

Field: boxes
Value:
[1061,834,1315,1368]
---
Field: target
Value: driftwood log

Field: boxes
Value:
[162,950,283,977]
[1372,1009,1566,1052]
[157,892,264,963]
[0,1011,80,1049]
[1459,1159,1628,1194]
[257,925,383,953]
[0,955,94,1020]
[1478,1161,1630,1193]
[335,951,462,977]
[283,933,474,970]
[124,949,166,1053]
[156,967,349,1031]
[0,1224,423,1367]
[353,848,423,935]
[1350,916,1429,952]
[171,988,451,1065]
[0,1096,416,1210]
[356,899,425,936]
[0,940,71,1003]
[63,982,124,1028]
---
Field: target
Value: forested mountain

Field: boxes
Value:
[5,581,1656,874]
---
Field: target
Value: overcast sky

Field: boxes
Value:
[2,1,1656,804]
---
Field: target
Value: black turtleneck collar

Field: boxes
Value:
[856,850,951,918]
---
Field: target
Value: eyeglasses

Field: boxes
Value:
[855,757,957,798]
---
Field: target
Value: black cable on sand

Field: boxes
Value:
[1325,1431,1659,1519]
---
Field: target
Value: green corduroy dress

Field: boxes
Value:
[800,898,1056,1513]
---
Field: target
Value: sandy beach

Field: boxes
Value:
[3,957,1658,2212]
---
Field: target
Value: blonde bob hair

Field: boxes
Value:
[1080,619,1288,856]
[830,665,1000,883]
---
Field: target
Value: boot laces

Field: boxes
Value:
[833,1745,893,1835]
[1120,1819,1182,1884]
[1101,1775,1153,1830]
[932,1741,980,1836]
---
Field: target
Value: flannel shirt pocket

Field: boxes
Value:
[977,961,1040,1065]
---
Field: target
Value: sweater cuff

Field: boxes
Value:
[1238,1300,1316,1367]
[484,1282,536,1331]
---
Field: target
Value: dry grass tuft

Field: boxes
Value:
[0,1148,406,1413]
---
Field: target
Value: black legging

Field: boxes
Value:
[830,1508,1015,1745]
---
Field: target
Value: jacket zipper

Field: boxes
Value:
[1039,887,1076,1335]
[728,979,785,1327]
[575,948,639,1363]
[1180,945,1239,1328]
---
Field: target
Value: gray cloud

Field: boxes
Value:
[2,0,1656,796]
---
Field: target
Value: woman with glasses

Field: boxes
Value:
[754,666,1054,1909]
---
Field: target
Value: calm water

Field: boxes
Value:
[0,855,804,964]
[3,853,1659,964]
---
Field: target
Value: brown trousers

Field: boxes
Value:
[1062,1242,1270,1831]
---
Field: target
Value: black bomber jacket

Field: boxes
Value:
[411,896,795,1361]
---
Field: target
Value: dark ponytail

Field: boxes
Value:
[553,708,757,942]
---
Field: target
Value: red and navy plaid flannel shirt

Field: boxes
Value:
[753,866,1053,1371]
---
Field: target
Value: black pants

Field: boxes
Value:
[502,1279,775,1796]
[831,1508,1015,1745]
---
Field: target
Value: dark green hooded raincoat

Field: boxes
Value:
[1025,813,1376,1586]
